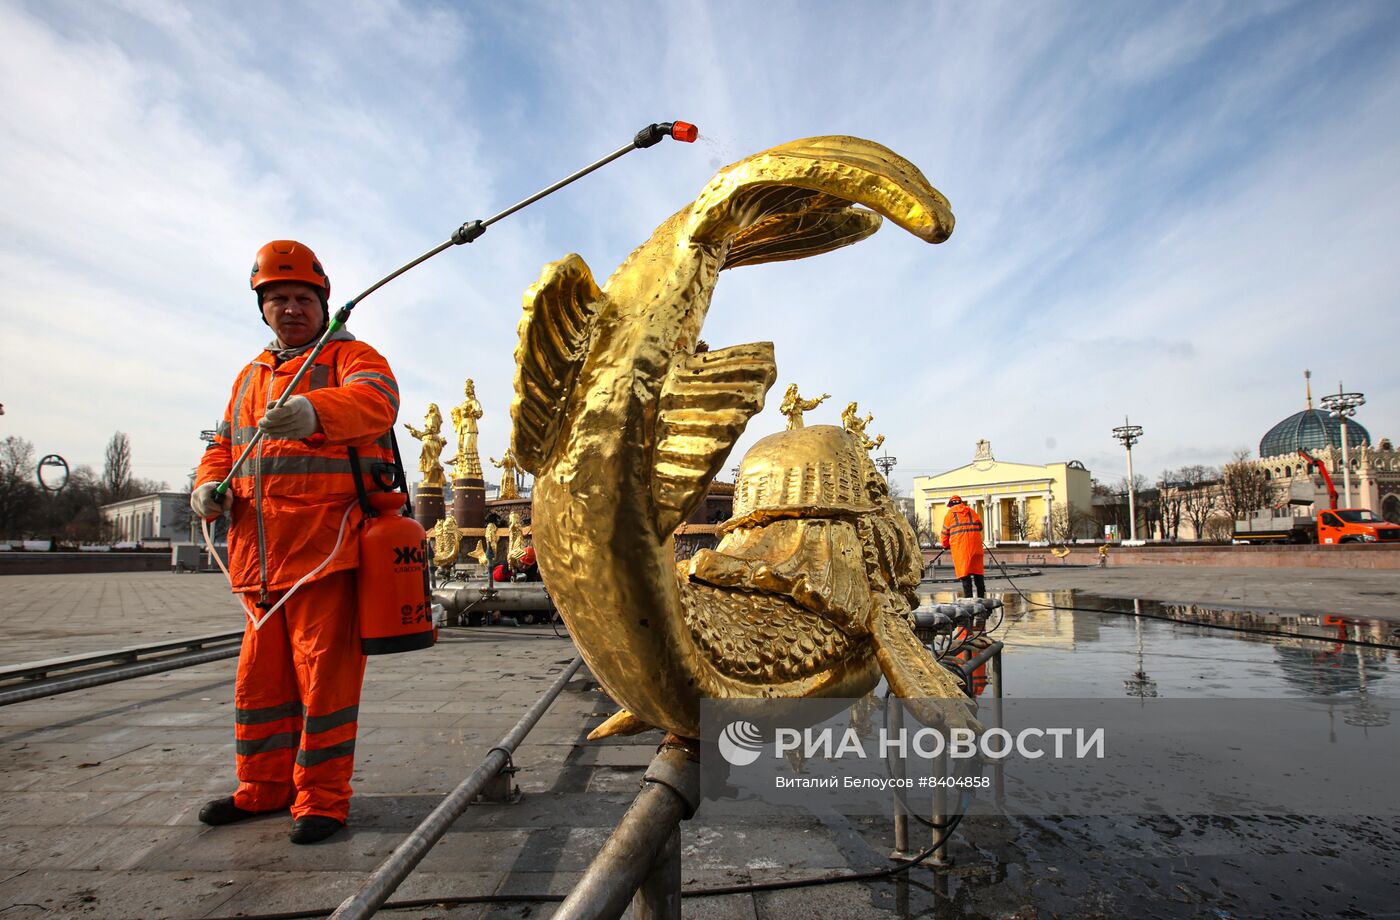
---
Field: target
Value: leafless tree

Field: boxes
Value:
[1047,506,1073,544]
[38,465,111,542]
[1179,464,1220,541]
[1119,474,1158,539]
[1204,514,1234,543]
[1091,478,1128,536]
[0,436,41,536]
[103,432,134,502]
[1004,501,1033,541]
[1221,448,1276,522]
[1158,469,1185,541]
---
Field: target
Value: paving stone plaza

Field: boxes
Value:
[1,566,1397,918]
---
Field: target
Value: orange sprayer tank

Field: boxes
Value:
[358,491,434,654]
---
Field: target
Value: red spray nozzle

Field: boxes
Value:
[634,120,700,148]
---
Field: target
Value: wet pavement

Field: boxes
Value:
[884,586,1400,918]
[0,571,1397,917]
[942,559,1400,622]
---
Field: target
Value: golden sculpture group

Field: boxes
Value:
[509,135,974,739]
[404,375,528,569]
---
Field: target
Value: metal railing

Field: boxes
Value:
[892,638,1004,864]
[0,631,244,706]
[328,656,584,920]
[553,738,700,920]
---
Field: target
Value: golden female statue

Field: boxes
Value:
[779,384,830,430]
[841,401,884,451]
[449,378,483,479]
[403,403,447,486]
[490,447,520,500]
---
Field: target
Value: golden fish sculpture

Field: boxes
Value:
[510,136,971,739]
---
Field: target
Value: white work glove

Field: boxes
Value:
[191,482,233,519]
[258,395,320,439]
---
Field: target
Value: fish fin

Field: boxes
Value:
[690,136,955,264]
[723,192,884,269]
[653,342,777,537]
[870,609,981,733]
[587,708,654,740]
[511,254,607,473]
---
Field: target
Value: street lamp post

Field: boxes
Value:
[1111,417,1143,542]
[1320,385,1365,508]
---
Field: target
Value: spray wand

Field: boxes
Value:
[214,119,699,498]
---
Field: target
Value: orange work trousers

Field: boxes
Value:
[231,569,366,822]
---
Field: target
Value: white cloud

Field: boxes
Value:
[1,0,1397,502]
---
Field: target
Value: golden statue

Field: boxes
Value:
[404,403,447,487]
[481,517,498,569]
[448,378,483,480]
[431,517,463,567]
[779,384,830,430]
[490,447,520,500]
[510,135,968,739]
[841,401,884,451]
[506,511,527,569]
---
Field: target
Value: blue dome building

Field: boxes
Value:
[1250,372,1399,525]
[1259,408,1370,459]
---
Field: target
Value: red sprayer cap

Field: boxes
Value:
[368,491,407,514]
[670,121,699,143]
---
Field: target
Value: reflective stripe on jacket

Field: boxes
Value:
[196,339,399,593]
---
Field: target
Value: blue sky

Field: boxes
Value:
[2,0,1398,493]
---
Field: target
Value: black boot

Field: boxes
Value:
[290,815,345,845]
[198,796,262,826]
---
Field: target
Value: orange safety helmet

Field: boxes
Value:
[250,240,330,299]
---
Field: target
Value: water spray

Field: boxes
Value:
[214,120,698,497]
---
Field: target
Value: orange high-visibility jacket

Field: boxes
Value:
[196,338,399,594]
[940,503,985,577]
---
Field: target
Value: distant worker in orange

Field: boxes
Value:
[940,494,986,598]
[191,240,400,845]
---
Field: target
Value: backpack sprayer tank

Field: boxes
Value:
[358,490,434,654]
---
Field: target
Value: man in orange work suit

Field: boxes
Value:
[191,240,400,844]
[940,494,986,599]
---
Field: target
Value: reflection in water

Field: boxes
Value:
[1124,601,1158,699]
[890,584,1400,917]
[923,587,1397,702]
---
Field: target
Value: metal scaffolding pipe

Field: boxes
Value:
[956,639,1004,681]
[634,826,682,920]
[329,656,583,920]
[553,742,700,920]
[0,645,241,706]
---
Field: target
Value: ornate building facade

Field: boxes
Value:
[911,440,1094,544]
[1253,386,1400,523]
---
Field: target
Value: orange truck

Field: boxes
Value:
[1233,449,1400,544]
[1233,508,1400,544]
